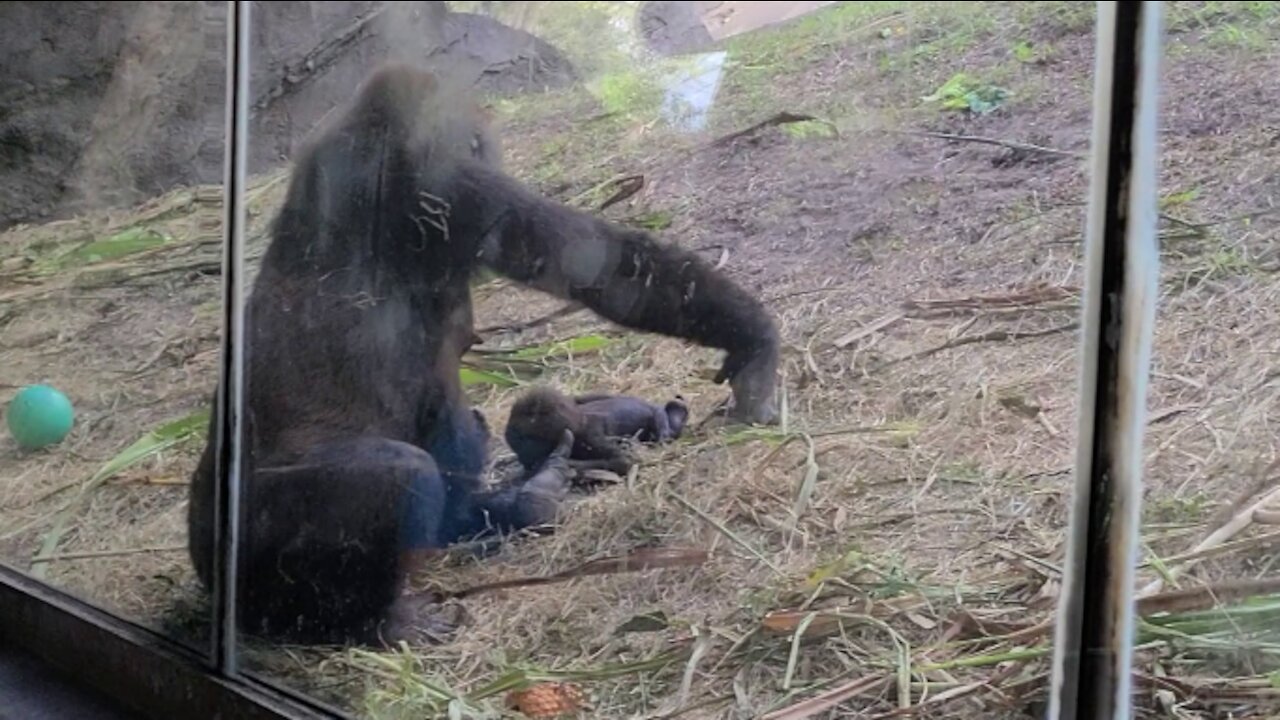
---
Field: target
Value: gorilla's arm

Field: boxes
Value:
[451,162,780,425]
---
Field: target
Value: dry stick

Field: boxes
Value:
[879,322,1080,370]
[1136,577,1280,616]
[674,243,733,272]
[476,303,586,335]
[40,545,187,562]
[760,673,893,720]
[443,546,708,599]
[867,661,1023,719]
[1143,528,1280,569]
[834,312,904,349]
[887,129,1084,159]
[707,112,827,148]
[1140,479,1280,597]
[908,303,1080,321]
[901,283,1080,311]
[568,172,644,208]
[941,577,1280,654]
[667,490,784,575]
[599,174,645,210]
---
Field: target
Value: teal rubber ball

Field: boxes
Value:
[7,384,75,450]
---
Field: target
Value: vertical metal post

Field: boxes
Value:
[1048,2,1164,718]
[214,0,251,676]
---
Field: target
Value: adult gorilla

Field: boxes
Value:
[188,64,780,646]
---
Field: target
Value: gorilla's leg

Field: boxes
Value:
[237,437,448,646]
[473,429,575,531]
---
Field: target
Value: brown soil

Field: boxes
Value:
[3,2,1279,718]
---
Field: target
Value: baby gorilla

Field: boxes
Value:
[504,386,689,474]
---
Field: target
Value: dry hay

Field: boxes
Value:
[3,2,1280,718]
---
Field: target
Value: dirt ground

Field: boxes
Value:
[3,2,1280,718]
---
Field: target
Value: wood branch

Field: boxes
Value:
[476,303,585,335]
[1137,577,1280,615]
[834,313,904,349]
[443,546,708,599]
[708,112,829,148]
[1139,477,1280,596]
[891,129,1084,159]
[599,174,645,210]
[901,284,1080,313]
[40,545,187,563]
[252,5,390,111]
[880,322,1079,369]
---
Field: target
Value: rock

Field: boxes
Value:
[0,1,577,232]
[637,1,716,57]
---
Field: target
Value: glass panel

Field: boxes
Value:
[1130,1,1280,716]
[0,1,228,657]
[230,2,1093,716]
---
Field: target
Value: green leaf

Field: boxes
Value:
[614,610,670,635]
[805,549,863,586]
[720,426,794,446]
[626,211,674,231]
[459,366,520,388]
[922,73,978,103]
[92,409,209,484]
[1159,187,1200,209]
[783,120,839,140]
[507,334,614,360]
[466,648,688,700]
[1013,40,1036,63]
[923,73,1009,115]
[29,409,208,578]
[64,227,170,267]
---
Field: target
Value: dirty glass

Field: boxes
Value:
[220,3,1113,717]
[0,1,229,658]
[1127,3,1280,718]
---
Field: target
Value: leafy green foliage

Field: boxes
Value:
[593,68,664,117]
[1011,39,1056,64]
[36,226,171,274]
[1160,187,1201,209]
[922,73,1010,115]
[505,334,613,360]
[28,409,208,578]
[459,366,521,388]
[97,410,209,480]
[625,210,675,231]
[458,334,617,387]
[782,119,840,140]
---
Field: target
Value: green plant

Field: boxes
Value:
[922,73,1010,114]
[593,68,664,117]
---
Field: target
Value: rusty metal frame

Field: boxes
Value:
[1047,2,1165,718]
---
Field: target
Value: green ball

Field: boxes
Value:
[7,384,75,450]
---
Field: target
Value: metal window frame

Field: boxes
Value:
[1048,2,1164,719]
[214,0,250,679]
[0,2,1165,718]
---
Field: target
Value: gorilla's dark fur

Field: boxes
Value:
[187,64,780,646]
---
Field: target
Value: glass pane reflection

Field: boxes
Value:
[1130,2,1280,718]
[225,2,1107,717]
[0,1,229,657]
